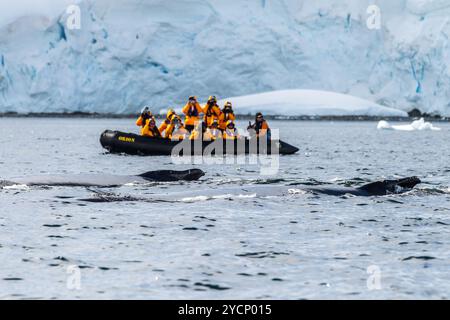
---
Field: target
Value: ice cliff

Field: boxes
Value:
[1,0,450,116]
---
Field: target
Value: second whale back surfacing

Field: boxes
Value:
[172,176,422,199]
[5,169,205,187]
[301,176,422,196]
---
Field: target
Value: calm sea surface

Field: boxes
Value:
[0,118,449,299]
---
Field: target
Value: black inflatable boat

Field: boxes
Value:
[100,130,299,156]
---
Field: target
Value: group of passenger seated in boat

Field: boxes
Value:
[136,96,270,141]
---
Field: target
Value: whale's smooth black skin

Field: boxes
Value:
[300,176,422,196]
[2,169,205,187]
[78,176,422,203]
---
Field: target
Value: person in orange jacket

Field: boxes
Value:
[160,114,184,139]
[223,120,240,140]
[218,101,236,131]
[203,96,221,128]
[204,119,223,140]
[247,112,271,138]
[189,120,223,141]
[159,109,176,137]
[189,121,207,140]
[136,106,154,135]
[167,116,189,141]
[141,118,162,138]
[182,96,203,132]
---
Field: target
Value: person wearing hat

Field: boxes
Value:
[182,96,203,132]
[167,115,189,141]
[218,101,236,131]
[223,120,240,140]
[136,106,155,135]
[204,119,222,141]
[141,117,162,138]
[159,108,176,137]
[203,96,222,128]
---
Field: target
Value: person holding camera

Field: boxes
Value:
[136,106,154,136]
[141,118,162,138]
[182,96,203,132]
[166,115,189,141]
[218,101,236,131]
[247,112,271,139]
[203,96,221,128]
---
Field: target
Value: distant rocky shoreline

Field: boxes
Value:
[0,110,447,121]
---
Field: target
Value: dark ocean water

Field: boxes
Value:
[0,118,449,299]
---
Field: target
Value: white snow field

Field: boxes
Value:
[377,118,442,131]
[161,89,408,117]
[1,0,450,115]
[219,90,408,117]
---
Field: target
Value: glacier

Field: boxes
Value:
[1,0,450,116]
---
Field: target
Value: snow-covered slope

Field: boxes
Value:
[1,0,450,115]
[220,90,408,117]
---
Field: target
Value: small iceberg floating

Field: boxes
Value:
[377,118,441,131]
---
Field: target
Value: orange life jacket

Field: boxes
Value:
[203,103,221,127]
[253,120,270,137]
[219,110,236,130]
[141,123,161,138]
[182,102,203,126]
[169,126,189,141]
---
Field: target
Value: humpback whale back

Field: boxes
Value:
[389,176,421,189]
[358,176,421,195]
[3,169,206,187]
[138,169,205,182]
[302,176,422,196]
